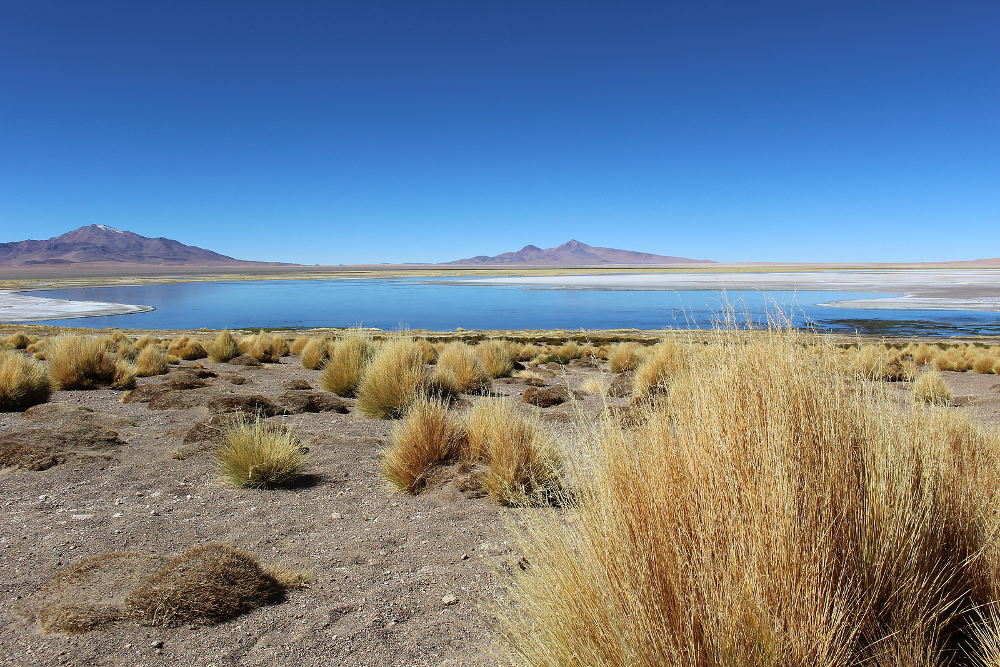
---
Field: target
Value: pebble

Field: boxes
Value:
[331,512,343,519]
[441,594,459,605]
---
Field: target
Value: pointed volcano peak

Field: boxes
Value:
[559,239,589,248]
[521,244,542,251]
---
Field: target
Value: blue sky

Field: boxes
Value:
[1,1,997,264]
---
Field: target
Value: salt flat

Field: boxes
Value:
[0,291,152,322]
[451,269,1000,312]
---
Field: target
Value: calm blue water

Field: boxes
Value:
[19,278,1000,337]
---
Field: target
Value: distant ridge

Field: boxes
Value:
[0,225,283,267]
[446,239,715,266]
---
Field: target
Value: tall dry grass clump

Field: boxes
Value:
[321,332,376,396]
[911,370,953,406]
[300,338,329,370]
[0,352,51,411]
[216,417,305,488]
[207,330,240,363]
[134,345,168,377]
[47,335,136,390]
[498,331,1000,665]
[464,398,558,505]
[433,342,490,394]
[476,340,514,378]
[355,338,426,418]
[608,341,647,373]
[382,395,466,492]
[3,332,32,350]
[166,335,207,361]
[247,332,286,363]
[973,355,998,374]
[631,339,687,399]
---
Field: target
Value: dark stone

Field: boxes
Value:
[521,386,570,408]
[123,378,209,404]
[147,389,215,411]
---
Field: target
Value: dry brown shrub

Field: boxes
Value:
[47,335,136,390]
[134,345,168,377]
[289,336,310,355]
[433,342,490,394]
[248,332,283,363]
[216,417,305,488]
[608,341,647,373]
[0,351,51,411]
[498,332,1000,665]
[912,370,953,405]
[383,395,466,492]
[321,332,376,396]
[355,338,425,418]
[476,340,514,378]
[973,355,998,374]
[3,332,31,349]
[167,336,207,361]
[206,330,240,363]
[464,398,558,505]
[300,338,329,370]
[631,340,687,398]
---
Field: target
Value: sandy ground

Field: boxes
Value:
[0,292,152,322]
[0,354,611,667]
[449,270,1000,312]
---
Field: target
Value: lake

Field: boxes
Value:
[20,278,1000,337]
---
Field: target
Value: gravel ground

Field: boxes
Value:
[0,354,614,667]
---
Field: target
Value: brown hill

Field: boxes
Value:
[446,239,714,265]
[0,225,280,267]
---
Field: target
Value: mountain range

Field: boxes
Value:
[0,225,267,267]
[446,239,715,265]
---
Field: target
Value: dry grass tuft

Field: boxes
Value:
[355,338,426,418]
[289,336,310,356]
[167,335,208,361]
[206,330,240,363]
[216,417,305,488]
[608,341,647,373]
[3,332,32,349]
[498,331,1000,665]
[47,335,136,390]
[433,342,491,394]
[247,332,285,363]
[464,398,558,505]
[912,370,953,405]
[321,332,376,396]
[300,338,329,370]
[134,345,168,377]
[579,377,608,394]
[383,395,466,492]
[973,355,998,374]
[631,339,687,399]
[476,340,514,378]
[0,352,51,411]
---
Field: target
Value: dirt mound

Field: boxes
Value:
[17,544,287,634]
[0,423,124,470]
[147,388,216,410]
[172,414,244,459]
[276,391,350,414]
[282,379,311,390]
[207,394,285,417]
[123,378,209,404]
[606,373,632,397]
[169,368,218,380]
[521,386,570,407]
[22,403,135,429]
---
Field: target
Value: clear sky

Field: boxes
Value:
[1,1,997,264]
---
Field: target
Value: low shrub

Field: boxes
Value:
[476,340,514,378]
[608,342,647,373]
[321,332,376,396]
[912,370,953,405]
[134,345,168,377]
[433,343,490,394]
[383,395,466,492]
[217,417,305,488]
[300,338,329,370]
[47,336,136,390]
[207,330,240,363]
[167,336,207,361]
[355,339,426,418]
[0,352,51,411]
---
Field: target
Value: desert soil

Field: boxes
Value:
[0,353,613,667]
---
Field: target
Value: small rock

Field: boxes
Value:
[521,386,570,408]
[441,594,459,605]
[228,354,262,367]
[331,512,343,520]
[282,379,312,390]
[150,640,164,649]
